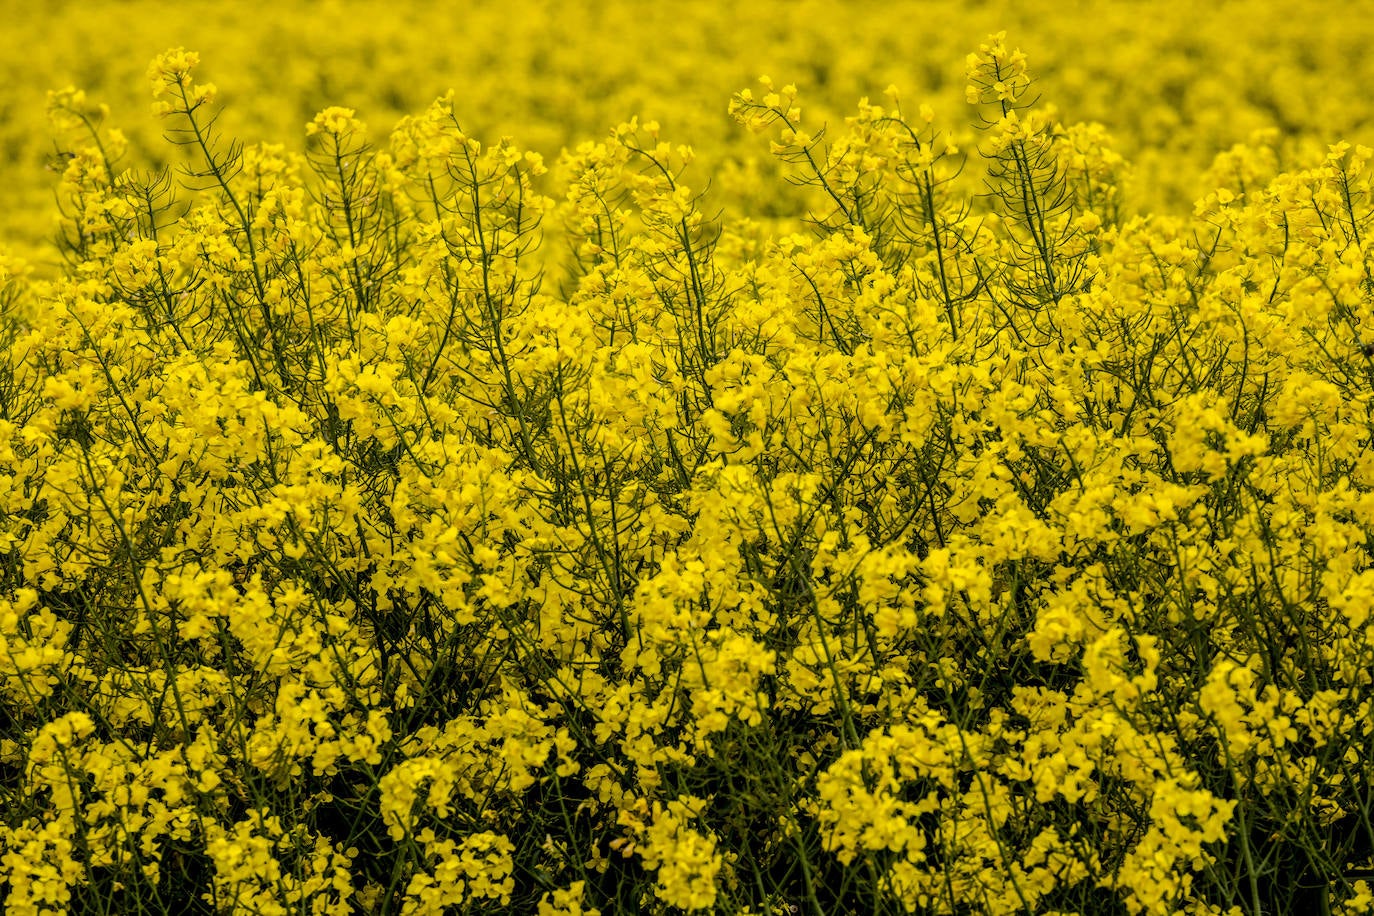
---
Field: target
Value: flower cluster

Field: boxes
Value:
[4,0,1374,267]
[0,28,1373,916]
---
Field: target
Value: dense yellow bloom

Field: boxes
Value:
[402,832,515,913]
[203,810,355,916]
[539,881,602,916]
[1,14,1374,916]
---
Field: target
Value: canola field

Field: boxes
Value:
[2,1,1374,913]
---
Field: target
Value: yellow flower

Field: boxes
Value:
[146,47,200,97]
[307,106,367,140]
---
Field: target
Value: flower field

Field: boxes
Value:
[2,1,1374,913]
